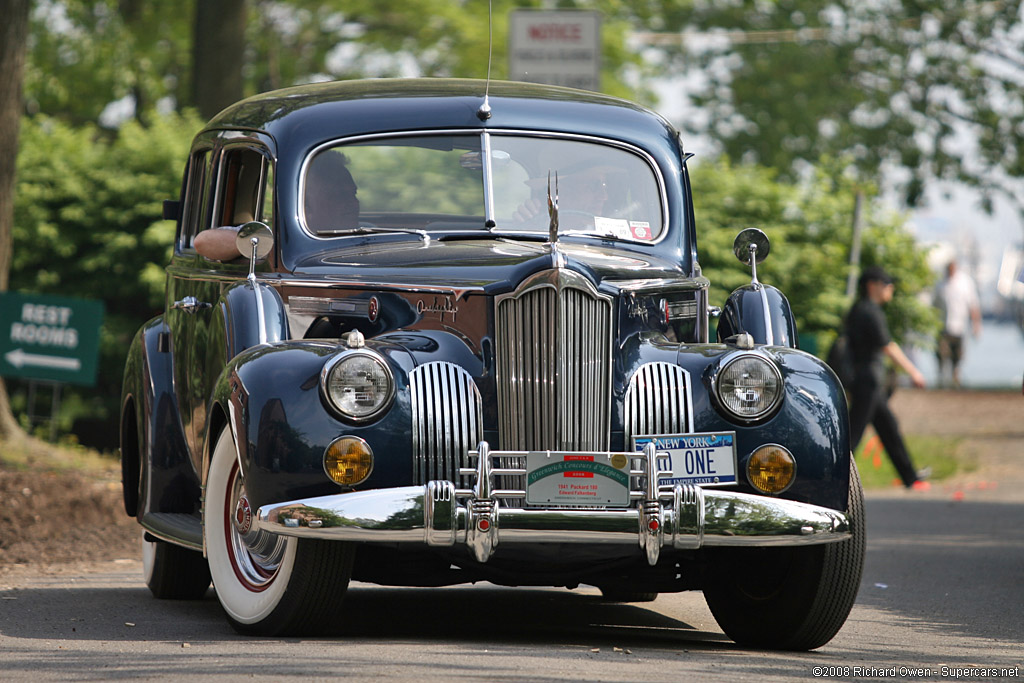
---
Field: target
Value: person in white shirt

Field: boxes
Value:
[934,260,982,388]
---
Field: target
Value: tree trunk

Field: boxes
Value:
[0,0,32,441]
[190,0,247,121]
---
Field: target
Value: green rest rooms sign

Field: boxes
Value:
[0,292,104,386]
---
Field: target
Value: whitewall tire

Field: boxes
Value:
[204,427,354,635]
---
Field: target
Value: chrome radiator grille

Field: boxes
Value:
[495,270,613,451]
[410,361,483,486]
[624,361,693,442]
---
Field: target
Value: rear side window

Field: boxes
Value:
[214,146,274,229]
[179,149,212,250]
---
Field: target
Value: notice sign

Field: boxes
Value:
[526,451,630,506]
[0,292,104,386]
[509,10,601,92]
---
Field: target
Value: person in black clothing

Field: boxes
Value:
[846,266,927,489]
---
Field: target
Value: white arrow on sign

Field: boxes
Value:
[4,348,81,371]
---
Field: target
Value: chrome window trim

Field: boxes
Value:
[298,129,669,245]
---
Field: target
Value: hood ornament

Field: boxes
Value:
[547,171,559,244]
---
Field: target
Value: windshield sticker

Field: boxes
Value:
[593,216,631,240]
[629,222,654,241]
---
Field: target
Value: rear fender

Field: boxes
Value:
[119,317,195,517]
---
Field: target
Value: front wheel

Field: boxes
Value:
[702,461,866,650]
[204,427,355,636]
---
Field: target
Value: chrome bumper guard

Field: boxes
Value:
[255,442,849,566]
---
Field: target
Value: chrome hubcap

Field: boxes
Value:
[227,467,287,588]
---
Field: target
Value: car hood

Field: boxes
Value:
[288,237,691,295]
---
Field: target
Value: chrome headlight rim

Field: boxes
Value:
[712,351,784,423]
[319,348,396,423]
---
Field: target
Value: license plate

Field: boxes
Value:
[632,432,737,486]
[525,451,631,506]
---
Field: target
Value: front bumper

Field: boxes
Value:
[254,442,849,566]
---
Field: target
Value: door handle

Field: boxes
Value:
[172,296,212,314]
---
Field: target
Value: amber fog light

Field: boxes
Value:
[747,445,795,494]
[324,436,374,486]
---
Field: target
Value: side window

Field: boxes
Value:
[180,149,212,250]
[214,146,274,230]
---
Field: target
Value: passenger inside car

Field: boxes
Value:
[303,151,360,233]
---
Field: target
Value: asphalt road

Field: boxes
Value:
[1,489,1021,682]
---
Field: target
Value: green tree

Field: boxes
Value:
[25,1,192,126]
[24,0,651,126]
[10,112,200,437]
[640,0,1024,210]
[0,0,32,440]
[192,0,246,119]
[691,157,936,351]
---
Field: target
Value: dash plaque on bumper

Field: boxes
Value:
[525,451,631,506]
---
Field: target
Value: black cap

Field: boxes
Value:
[859,265,893,288]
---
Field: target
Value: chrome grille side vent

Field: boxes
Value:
[410,362,483,485]
[625,361,693,443]
[495,269,613,451]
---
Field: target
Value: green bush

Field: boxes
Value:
[10,111,202,447]
[691,157,937,352]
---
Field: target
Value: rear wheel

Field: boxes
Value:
[204,427,355,636]
[702,462,865,650]
[598,588,658,603]
[142,534,211,599]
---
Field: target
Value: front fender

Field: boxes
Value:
[206,337,419,512]
[677,344,850,512]
[217,280,290,361]
[615,333,848,511]
[718,284,798,348]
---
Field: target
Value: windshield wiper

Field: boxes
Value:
[316,226,430,243]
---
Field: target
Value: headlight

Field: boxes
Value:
[321,350,395,421]
[715,354,782,421]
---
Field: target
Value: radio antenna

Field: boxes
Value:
[477,0,493,120]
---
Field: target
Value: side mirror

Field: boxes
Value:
[733,228,770,284]
[236,221,274,261]
[162,199,181,221]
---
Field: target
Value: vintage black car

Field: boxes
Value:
[120,78,864,649]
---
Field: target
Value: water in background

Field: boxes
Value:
[911,319,1024,390]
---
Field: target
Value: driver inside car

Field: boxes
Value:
[194,151,359,260]
[511,162,613,228]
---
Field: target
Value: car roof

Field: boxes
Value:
[204,78,681,157]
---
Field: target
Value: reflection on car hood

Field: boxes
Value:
[289,238,690,294]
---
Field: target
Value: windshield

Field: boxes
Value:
[301,133,665,243]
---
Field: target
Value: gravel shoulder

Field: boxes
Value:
[1,388,1021,582]
[880,388,1024,503]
